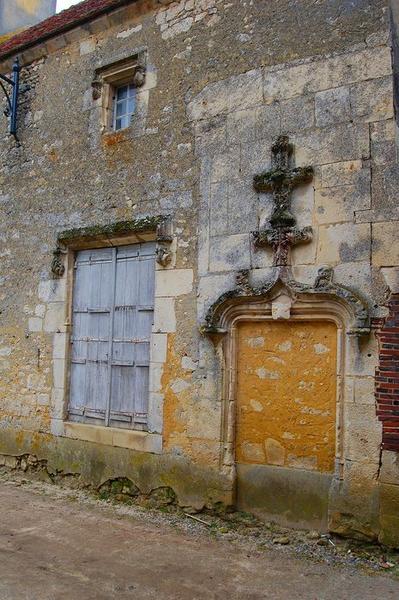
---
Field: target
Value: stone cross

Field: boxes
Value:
[252,136,314,267]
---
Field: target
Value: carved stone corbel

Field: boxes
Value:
[155,216,173,267]
[51,245,67,278]
[133,66,146,88]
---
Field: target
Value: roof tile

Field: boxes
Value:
[0,0,135,61]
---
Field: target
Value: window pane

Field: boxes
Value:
[117,85,128,100]
[127,96,136,114]
[116,100,126,117]
[120,115,129,129]
[115,117,122,130]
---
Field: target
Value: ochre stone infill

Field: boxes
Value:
[236,320,337,473]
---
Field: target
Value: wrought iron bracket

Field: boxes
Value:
[0,57,20,138]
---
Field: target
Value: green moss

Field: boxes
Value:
[57,215,167,243]
[0,428,232,510]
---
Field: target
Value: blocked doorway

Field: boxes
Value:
[235,319,338,529]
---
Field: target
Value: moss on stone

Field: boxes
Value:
[57,215,167,243]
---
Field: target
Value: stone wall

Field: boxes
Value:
[0,0,398,543]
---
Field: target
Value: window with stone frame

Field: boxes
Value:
[68,242,156,430]
[93,55,146,132]
[113,83,136,131]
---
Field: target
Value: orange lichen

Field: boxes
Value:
[162,334,188,450]
[161,334,219,467]
[236,320,337,473]
[102,131,126,147]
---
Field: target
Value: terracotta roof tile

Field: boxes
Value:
[0,0,136,61]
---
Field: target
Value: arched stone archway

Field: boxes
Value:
[201,268,370,529]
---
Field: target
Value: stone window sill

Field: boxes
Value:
[62,422,162,454]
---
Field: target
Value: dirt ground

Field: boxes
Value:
[0,475,398,600]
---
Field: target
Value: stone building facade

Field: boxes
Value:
[0,0,399,545]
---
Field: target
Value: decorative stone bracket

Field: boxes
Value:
[51,215,174,277]
[51,246,67,279]
[200,266,370,340]
[155,217,173,267]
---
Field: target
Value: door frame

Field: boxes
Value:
[214,292,354,504]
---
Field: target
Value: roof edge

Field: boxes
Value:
[0,0,145,63]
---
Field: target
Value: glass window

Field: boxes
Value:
[113,84,136,131]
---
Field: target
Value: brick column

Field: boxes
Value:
[376,294,399,451]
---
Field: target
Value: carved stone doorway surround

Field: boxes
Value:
[201,268,371,516]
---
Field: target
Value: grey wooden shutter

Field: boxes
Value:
[68,242,155,429]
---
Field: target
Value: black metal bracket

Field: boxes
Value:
[0,57,20,138]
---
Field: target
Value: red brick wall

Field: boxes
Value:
[376,294,399,452]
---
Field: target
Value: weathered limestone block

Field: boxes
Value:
[315,86,351,127]
[28,317,43,332]
[197,272,236,319]
[226,69,263,113]
[149,363,163,394]
[345,333,379,378]
[380,451,399,486]
[52,332,67,359]
[159,191,192,210]
[321,160,369,188]
[350,76,394,123]
[211,148,240,183]
[162,17,193,40]
[52,358,66,390]
[344,404,382,464]
[371,164,399,211]
[314,184,370,225]
[38,280,66,303]
[226,108,257,145]
[226,182,258,235]
[372,221,399,267]
[184,399,221,440]
[209,181,228,237]
[255,103,281,141]
[240,140,272,178]
[43,302,65,333]
[379,483,399,547]
[279,95,314,133]
[150,334,168,363]
[370,119,396,167]
[329,460,380,541]
[209,233,250,273]
[317,222,370,265]
[153,298,176,333]
[195,116,227,157]
[294,123,370,167]
[187,68,262,121]
[155,269,194,297]
[334,261,373,299]
[263,46,392,102]
[147,392,164,434]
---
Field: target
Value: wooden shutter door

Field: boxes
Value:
[69,248,114,425]
[68,242,155,429]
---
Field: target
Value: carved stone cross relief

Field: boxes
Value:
[252,136,314,268]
